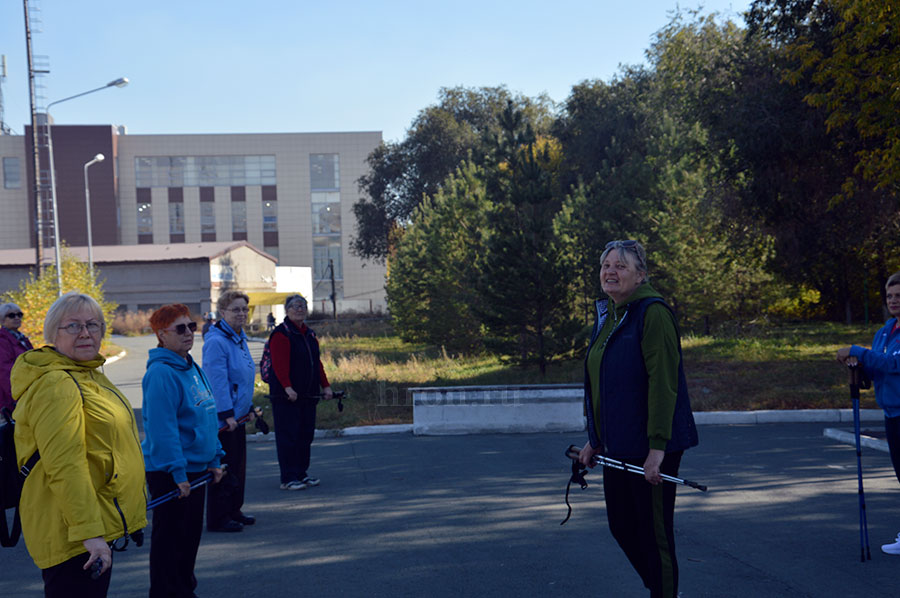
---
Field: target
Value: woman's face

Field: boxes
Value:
[286,300,308,325]
[222,298,249,331]
[886,284,900,319]
[3,309,23,332]
[54,306,103,362]
[600,249,644,304]
[158,315,195,358]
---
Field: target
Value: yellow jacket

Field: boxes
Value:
[11,347,148,569]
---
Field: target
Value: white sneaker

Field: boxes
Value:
[280,480,308,490]
[881,533,900,555]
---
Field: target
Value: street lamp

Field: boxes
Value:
[83,153,104,278]
[45,77,129,295]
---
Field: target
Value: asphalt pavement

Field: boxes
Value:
[2,337,899,597]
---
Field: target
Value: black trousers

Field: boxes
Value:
[42,550,112,598]
[271,396,318,483]
[207,424,246,529]
[603,451,683,598]
[147,470,207,598]
[885,415,900,485]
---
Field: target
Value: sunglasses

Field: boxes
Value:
[605,240,639,250]
[5,312,24,319]
[166,322,198,335]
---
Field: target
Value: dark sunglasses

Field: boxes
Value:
[605,240,639,250]
[5,312,24,319]
[167,322,198,335]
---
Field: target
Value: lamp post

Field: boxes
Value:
[45,77,128,295]
[83,153,104,278]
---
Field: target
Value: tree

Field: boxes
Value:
[2,247,117,344]
[386,161,490,351]
[352,86,555,262]
[477,102,577,373]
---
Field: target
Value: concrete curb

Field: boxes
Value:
[823,427,889,453]
[104,350,127,366]
[242,409,887,441]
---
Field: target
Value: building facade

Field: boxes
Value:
[0,126,386,312]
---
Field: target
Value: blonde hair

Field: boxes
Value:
[44,292,106,345]
[216,290,250,313]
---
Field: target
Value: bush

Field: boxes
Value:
[110,310,155,336]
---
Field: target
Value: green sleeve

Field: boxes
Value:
[641,303,681,450]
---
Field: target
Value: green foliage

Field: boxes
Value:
[2,247,117,344]
[352,86,555,261]
[386,161,489,351]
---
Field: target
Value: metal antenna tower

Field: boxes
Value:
[0,55,12,135]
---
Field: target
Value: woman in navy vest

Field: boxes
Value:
[578,239,698,598]
[267,294,332,490]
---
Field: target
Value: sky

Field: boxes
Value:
[0,1,751,144]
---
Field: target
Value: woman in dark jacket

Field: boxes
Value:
[267,294,332,490]
[0,303,33,415]
[578,240,698,598]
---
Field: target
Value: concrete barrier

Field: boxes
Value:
[410,384,585,436]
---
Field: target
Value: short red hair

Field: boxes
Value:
[149,304,191,335]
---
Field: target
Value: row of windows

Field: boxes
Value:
[135,155,277,188]
[138,200,266,236]
[3,157,21,189]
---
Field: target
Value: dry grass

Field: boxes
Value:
[254,320,885,429]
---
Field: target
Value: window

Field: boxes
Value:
[231,202,247,236]
[313,237,342,280]
[3,157,21,189]
[201,202,216,235]
[311,192,341,234]
[135,155,276,188]
[168,202,184,235]
[310,154,339,190]
[137,202,152,234]
[263,200,278,232]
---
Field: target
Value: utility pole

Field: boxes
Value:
[23,0,45,272]
[329,258,337,320]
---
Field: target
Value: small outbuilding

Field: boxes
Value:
[0,241,277,316]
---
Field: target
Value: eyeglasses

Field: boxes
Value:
[165,322,198,335]
[227,307,250,313]
[605,240,639,250]
[4,312,23,319]
[287,302,308,310]
[58,321,102,336]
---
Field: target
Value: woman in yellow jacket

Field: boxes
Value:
[11,292,147,598]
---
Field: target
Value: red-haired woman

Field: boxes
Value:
[142,304,224,598]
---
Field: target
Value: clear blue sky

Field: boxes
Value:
[0,1,750,143]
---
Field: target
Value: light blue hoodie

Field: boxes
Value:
[850,318,900,418]
[201,320,256,422]
[142,347,224,483]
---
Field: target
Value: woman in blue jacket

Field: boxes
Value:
[837,271,900,555]
[202,290,257,532]
[143,304,224,597]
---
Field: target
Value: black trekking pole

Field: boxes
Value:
[146,472,214,510]
[561,445,707,525]
[306,390,347,412]
[848,360,872,562]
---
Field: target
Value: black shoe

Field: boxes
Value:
[208,520,243,533]
[234,513,255,526]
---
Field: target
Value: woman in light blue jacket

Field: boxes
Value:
[202,290,257,533]
[838,271,900,555]
[143,304,224,597]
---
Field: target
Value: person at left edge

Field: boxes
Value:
[11,292,147,598]
[0,302,33,417]
[202,290,256,532]
[143,304,225,597]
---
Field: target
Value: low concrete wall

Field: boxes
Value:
[410,384,585,436]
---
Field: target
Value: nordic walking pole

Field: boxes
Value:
[146,472,214,510]
[848,359,871,561]
[564,445,708,491]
